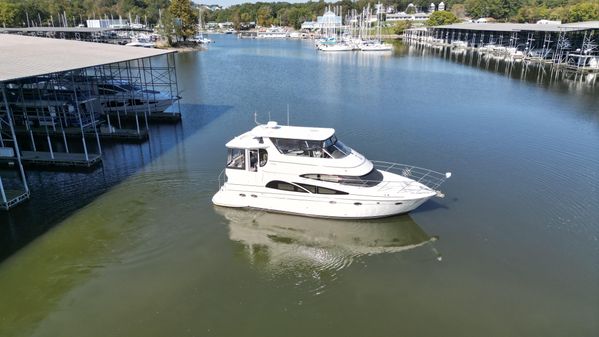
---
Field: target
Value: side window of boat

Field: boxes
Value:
[298,181,348,194]
[315,186,348,195]
[226,148,245,169]
[265,181,307,193]
[259,149,268,167]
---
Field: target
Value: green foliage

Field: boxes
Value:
[565,1,599,22]
[0,0,169,27]
[393,20,412,34]
[427,10,460,26]
[0,0,597,30]
[451,4,466,19]
[167,0,195,41]
[512,1,599,23]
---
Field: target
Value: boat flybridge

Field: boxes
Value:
[212,121,451,219]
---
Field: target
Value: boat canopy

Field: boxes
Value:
[225,131,269,149]
[251,122,335,141]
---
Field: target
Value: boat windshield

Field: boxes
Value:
[323,135,351,159]
[271,135,351,159]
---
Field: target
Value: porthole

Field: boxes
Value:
[239,193,246,197]
[354,202,362,206]
[395,202,402,205]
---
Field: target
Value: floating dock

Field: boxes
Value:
[104,111,182,123]
[14,126,149,142]
[20,151,102,167]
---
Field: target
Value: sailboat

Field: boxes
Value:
[358,2,392,51]
[191,8,212,44]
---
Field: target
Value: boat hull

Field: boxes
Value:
[212,185,434,219]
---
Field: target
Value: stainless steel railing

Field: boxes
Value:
[371,160,451,191]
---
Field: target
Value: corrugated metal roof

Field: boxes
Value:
[0,27,109,33]
[0,34,173,82]
[559,21,599,29]
[433,22,598,32]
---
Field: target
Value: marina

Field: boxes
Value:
[404,21,599,76]
[0,34,182,209]
[0,31,597,337]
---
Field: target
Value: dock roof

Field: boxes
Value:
[0,34,173,82]
[434,21,599,32]
[0,27,108,33]
[0,27,151,33]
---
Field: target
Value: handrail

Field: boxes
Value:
[217,168,226,189]
[371,160,451,192]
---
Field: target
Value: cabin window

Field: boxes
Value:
[271,138,324,157]
[266,181,348,195]
[298,183,348,195]
[259,149,268,167]
[266,181,307,193]
[301,169,383,187]
[249,150,258,172]
[227,148,245,169]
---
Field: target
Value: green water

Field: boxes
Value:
[0,36,597,337]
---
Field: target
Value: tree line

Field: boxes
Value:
[0,0,598,29]
[0,0,170,27]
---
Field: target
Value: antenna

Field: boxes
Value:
[254,111,260,125]
[268,111,271,121]
[287,104,290,126]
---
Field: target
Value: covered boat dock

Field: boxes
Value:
[0,34,181,209]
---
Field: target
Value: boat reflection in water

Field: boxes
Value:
[216,207,441,280]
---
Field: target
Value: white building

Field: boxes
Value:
[301,10,342,30]
[438,2,445,11]
[86,19,129,28]
[386,12,430,22]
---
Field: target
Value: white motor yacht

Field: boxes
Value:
[212,121,451,219]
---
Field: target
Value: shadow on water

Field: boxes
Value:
[0,103,232,263]
[216,207,441,295]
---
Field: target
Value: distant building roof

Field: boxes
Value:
[0,34,173,82]
[433,22,599,32]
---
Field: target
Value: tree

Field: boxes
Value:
[566,1,599,23]
[427,11,460,26]
[256,5,272,26]
[167,0,195,41]
[465,0,487,19]
[0,1,18,26]
[451,4,466,19]
[393,20,411,34]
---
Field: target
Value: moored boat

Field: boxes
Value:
[212,121,451,219]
